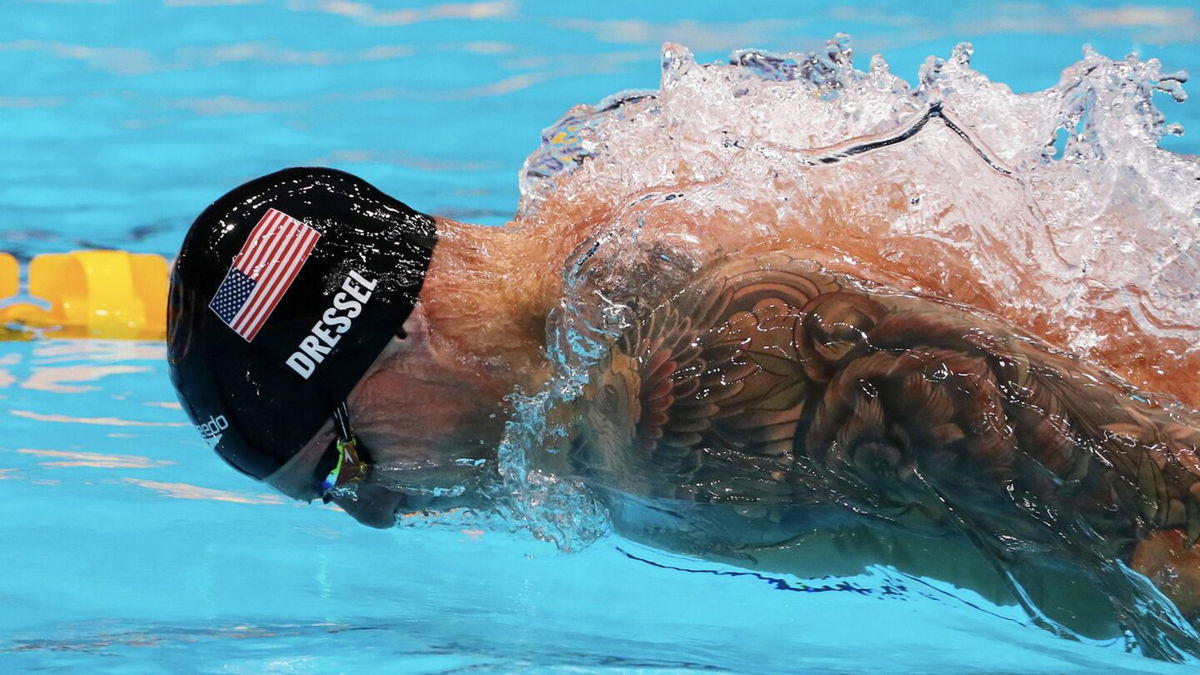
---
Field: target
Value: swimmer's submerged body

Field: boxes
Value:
[169,168,1200,660]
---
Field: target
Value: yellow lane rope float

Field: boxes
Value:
[0,251,168,340]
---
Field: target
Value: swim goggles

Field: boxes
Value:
[314,401,370,503]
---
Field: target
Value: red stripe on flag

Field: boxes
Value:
[234,209,286,278]
[230,211,294,333]
[238,210,289,281]
[241,226,318,340]
[240,225,320,341]
[233,221,311,335]
[228,209,320,340]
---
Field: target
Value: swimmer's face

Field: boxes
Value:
[266,305,507,527]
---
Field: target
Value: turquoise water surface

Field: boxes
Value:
[2,1,1200,672]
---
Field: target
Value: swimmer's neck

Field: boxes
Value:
[420,216,580,392]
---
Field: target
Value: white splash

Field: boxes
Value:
[519,36,1199,405]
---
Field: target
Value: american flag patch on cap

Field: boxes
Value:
[209,208,321,342]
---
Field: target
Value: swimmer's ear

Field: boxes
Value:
[395,299,413,339]
[393,304,431,353]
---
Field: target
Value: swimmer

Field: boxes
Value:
[168,168,1200,652]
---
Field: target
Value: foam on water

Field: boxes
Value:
[520,37,1199,407]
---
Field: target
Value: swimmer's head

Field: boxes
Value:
[167,167,437,480]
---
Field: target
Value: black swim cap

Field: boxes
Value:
[167,167,437,479]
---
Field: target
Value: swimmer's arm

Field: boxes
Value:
[572,252,1200,606]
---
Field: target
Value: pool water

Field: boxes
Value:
[3,1,1200,672]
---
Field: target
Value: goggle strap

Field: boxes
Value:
[332,401,353,442]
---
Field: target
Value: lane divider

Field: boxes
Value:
[0,251,168,340]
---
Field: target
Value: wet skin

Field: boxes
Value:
[571,252,1200,616]
[263,216,1200,623]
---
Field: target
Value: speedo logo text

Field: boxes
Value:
[197,413,228,447]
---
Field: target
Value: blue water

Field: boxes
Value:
[2,1,1199,672]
